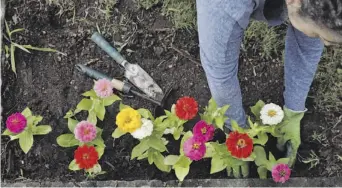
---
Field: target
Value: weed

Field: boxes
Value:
[243,21,285,59]
[301,150,320,170]
[137,0,160,10]
[3,21,65,75]
[311,131,329,147]
[314,47,342,114]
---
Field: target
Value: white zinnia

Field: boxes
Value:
[260,103,284,125]
[131,118,154,139]
[163,127,175,135]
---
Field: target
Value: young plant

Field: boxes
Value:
[3,20,65,75]
[2,107,52,153]
[74,78,121,125]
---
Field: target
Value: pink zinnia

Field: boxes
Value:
[74,121,97,143]
[6,113,27,134]
[193,120,215,142]
[272,163,291,183]
[183,136,206,161]
[93,78,113,98]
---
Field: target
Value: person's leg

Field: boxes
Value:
[196,0,254,128]
[284,24,324,111]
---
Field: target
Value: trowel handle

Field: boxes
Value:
[111,78,125,92]
[91,32,126,67]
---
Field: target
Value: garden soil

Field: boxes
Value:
[1,0,341,182]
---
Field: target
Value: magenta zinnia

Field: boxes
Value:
[6,113,27,134]
[272,163,291,183]
[183,136,206,161]
[74,121,97,143]
[193,120,215,142]
[93,78,113,98]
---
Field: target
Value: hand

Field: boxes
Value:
[276,106,305,167]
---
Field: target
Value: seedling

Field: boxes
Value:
[3,20,65,75]
[302,150,320,169]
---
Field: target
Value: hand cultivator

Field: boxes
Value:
[76,32,174,115]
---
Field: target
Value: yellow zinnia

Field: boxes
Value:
[116,107,142,133]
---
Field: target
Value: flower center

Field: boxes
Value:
[83,128,90,135]
[268,110,277,117]
[279,169,286,177]
[192,143,200,149]
[183,104,190,111]
[125,117,132,124]
[11,118,19,124]
[201,127,207,134]
[237,139,246,148]
[82,153,89,160]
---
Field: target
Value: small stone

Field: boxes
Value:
[168,64,173,68]
[70,80,75,85]
[42,31,46,35]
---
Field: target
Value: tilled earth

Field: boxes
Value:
[1,0,341,182]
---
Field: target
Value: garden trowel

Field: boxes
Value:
[91,32,164,102]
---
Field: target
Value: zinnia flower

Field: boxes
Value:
[116,107,142,133]
[260,103,284,125]
[74,145,99,169]
[175,96,198,120]
[193,120,215,142]
[131,118,153,139]
[272,163,291,183]
[6,113,27,134]
[93,78,113,98]
[183,136,206,161]
[74,121,97,143]
[226,131,253,159]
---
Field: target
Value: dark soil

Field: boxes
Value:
[1,0,341,182]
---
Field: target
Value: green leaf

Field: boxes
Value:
[210,156,226,174]
[2,129,14,136]
[218,105,230,114]
[164,155,180,165]
[56,134,80,147]
[21,45,63,55]
[231,120,245,133]
[148,136,167,152]
[276,158,290,165]
[12,42,31,53]
[207,98,218,112]
[76,98,93,112]
[137,108,154,121]
[254,146,268,167]
[148,151,154,164]
[214,116,225,130]
[257,166,268,179]
[82,90,97,98]
[131,139,150,159]
[241,162,249,178]
[250,100,265,120]
[180,131,193,154]
[33,125,52,135]
[137,151,149,160]
[95,102,106,121]
[103,95,121,106]
[96,146,105,159]
[5,20,11,38]
[10,28,24,35]
[268,152,276,163]
[204,142,214,158]
[87,110,97,125]
[32,115,43,127]
[19,131,34,154]
[68,118,78,133]
[69,159,81,171]
[119,103,130,111]
[174,156,192,181]
[112,128,126,138]
[173,126,183,140]
[10,44,16,74]
[21,107,32,117]
[254,132,268,146]
[90,137,105,147]
[64,110,75,118]
[153,152,171,172]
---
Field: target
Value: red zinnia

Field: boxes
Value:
[175,96,198,120]
[225,131,253,159]
[74,145,99,169]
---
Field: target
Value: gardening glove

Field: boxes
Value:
[276,106,305,167]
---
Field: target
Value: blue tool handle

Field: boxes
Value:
[91,32,126,67]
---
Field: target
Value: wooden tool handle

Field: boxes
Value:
[111,78,125,91]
